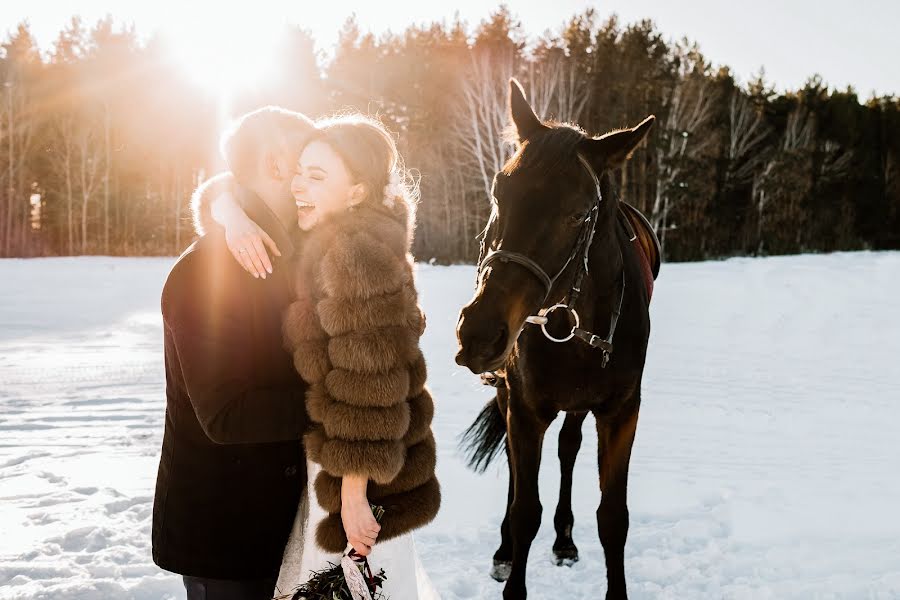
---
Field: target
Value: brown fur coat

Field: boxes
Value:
[282,197,441,553]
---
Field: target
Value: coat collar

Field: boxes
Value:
[308,199,412,252]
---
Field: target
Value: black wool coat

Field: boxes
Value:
[152,185,309,579]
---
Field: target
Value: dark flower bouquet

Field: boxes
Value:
[279,505,388,600]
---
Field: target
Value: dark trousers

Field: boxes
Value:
[183,575,277,600]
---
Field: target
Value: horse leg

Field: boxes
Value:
[595,404,639,600]
[490,436,514,581]
[552,410,588,566]
[503,403,553,600]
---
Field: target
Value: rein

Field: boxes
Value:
[475,154,626,371]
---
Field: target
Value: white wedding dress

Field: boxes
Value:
[275,459,441,599]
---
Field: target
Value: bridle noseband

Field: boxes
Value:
[475,153,626,371]
[479,251,553,297]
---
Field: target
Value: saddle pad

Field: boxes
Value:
[618,201,661,300]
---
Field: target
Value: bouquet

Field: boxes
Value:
[284,505,388,600]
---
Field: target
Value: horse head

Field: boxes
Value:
[455,78,654,375]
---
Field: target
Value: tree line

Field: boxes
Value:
[1,7,897,262]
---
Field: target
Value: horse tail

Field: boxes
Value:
[460,394,507,473]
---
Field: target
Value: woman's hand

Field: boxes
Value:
[341,475,380,557]
[211,191,281,279]
[225,217,281,279]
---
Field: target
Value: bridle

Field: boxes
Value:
[475,153,626,371]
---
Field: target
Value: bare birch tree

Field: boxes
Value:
[451,50,517,200]
[650,73,719,253]
[752,105,815,253]
[525,48,592,124]
[74,114,103,254]
[725,89,772,190]
[48,111,78,255]
[2,77,38,256]
[448,50,520,259]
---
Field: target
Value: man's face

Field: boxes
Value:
[256,142,302,228]
[276,146,301,203]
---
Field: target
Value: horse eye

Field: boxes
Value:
[568,211,587,226]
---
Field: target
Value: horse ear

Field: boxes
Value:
[580,115,655,169]
[508,78,545,142]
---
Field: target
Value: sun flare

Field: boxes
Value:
[161,15,284,97]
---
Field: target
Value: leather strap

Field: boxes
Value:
[480,250,552,296]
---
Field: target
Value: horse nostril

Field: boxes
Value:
[455,349,467,366]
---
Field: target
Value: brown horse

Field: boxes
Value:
[455,79,659,600]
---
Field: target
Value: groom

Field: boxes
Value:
[152,106,314,599]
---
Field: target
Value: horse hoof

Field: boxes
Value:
[552,546,579,567]
[490,559,512,581]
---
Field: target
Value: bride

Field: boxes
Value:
[209,114,442,599]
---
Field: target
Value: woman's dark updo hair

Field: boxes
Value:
[307,114,417,216]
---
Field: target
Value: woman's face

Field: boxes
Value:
[291,140,360,231]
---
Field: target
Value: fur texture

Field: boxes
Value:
[283,199,441,553]
[325,367,410,408]
[190,172,235,236]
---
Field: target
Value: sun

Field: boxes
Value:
[160,13,284,98]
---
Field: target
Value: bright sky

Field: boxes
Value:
[2,0,897,98]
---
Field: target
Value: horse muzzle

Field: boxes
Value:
[455,305,511,374]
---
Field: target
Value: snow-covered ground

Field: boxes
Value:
[1,252,899,599]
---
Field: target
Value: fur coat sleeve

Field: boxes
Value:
[190,172,236,235]
[282,201,441,553]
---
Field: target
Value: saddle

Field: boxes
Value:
[617,202,660,301]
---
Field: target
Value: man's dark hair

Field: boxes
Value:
[219,106,314,184]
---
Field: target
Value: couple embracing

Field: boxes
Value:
[151,107,441,599]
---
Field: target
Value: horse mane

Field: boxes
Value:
[503,122,588,176]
